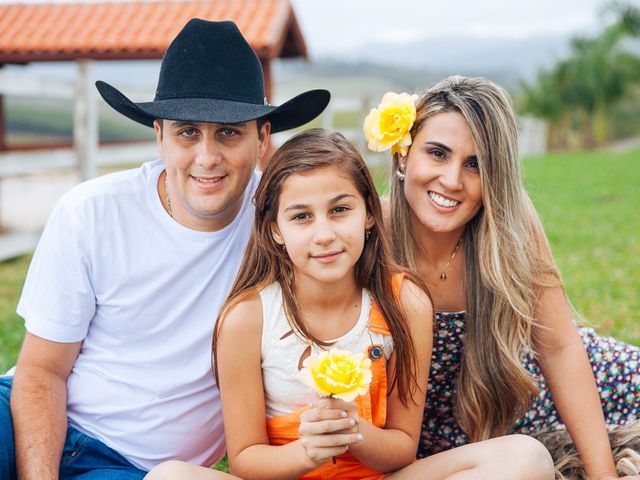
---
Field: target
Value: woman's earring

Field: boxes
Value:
[365,229,371,241]
[279,243,287,253]
[397,163,406,182]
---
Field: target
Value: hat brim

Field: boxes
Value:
[95,81,329,134]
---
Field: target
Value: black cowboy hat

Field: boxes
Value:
[95,18,329,133]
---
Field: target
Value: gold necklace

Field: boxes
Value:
[163,172,172,218]
[439,238,462,281]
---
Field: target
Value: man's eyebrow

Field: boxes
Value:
[283,193,356,212]
[168,121,249,128]
[215,121,249,128]
[170,121,197,128]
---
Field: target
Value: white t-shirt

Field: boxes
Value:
[17,159,259,470]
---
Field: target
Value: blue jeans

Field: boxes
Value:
[0,376,147,479]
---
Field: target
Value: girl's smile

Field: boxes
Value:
[311,250,344,263]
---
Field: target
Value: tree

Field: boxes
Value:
[520,1,640,148]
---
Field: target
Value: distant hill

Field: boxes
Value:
[275,33,573,94]
[321,34,571,82]
[275,58,517,99]
[2,32,579,143]
[5,32,572,94]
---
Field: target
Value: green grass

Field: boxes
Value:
[0,254,31,371]
[522,148,640,344]
[0,148,638,365]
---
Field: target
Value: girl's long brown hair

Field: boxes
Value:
[214,128,426,405]
[389,76,560,439]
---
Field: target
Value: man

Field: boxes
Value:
[0,18,329,479]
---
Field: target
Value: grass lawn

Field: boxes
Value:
[0,147,638,367]
[0,254,31,372]
[523,148,639,344]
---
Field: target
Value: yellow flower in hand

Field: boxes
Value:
[363,92,418,156]
[302,348,372,403]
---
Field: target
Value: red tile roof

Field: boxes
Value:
[0,0,307,63]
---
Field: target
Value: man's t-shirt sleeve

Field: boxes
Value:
[17,199,96,343]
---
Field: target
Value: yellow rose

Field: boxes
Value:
[363,92,418,156]
[301,348,373,403]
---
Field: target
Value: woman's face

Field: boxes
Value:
[402,111,483,236]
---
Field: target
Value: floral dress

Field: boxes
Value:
[418,311,640,457]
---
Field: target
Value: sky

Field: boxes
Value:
[290,0,610,56]
[0,0,616,56]
[0,0,629,88]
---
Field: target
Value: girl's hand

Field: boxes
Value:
[298,397,362,466]
[320,397,360,433]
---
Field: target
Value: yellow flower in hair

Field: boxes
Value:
[363,92,418,156]
[301,348,372,403]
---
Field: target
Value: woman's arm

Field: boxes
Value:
[347,279,433,472]
[217,295,359,480]
[531,227,618,479]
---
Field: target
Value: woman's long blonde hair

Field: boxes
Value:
[534,421,640,479]
[214,128,425,406]
[389,76,560,440]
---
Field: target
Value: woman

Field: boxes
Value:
[364,76,640,479]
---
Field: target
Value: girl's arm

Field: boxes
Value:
[346,279,433,472]
[530,228,618,479]
[217,294,360,480]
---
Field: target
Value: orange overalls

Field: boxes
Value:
[265,278,402,480]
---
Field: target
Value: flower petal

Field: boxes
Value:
[363,91,417,155]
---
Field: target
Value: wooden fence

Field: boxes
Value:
[0,70,547,261]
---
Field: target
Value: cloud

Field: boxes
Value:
[291,0,603,55]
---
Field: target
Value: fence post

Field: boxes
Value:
[74,60,98,180]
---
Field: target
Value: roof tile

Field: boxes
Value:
[0,0,306,63]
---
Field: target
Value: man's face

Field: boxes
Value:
[154,119,270,231]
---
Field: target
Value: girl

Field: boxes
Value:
[147,128,554,480]
[373,76,640,479]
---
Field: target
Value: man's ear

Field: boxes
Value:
[257,121,272,160]
[270,222,284,246]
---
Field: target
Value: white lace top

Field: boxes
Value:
[259,282,394,418]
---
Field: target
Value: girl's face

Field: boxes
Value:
[271,165,374,286]
[402,111,483,236]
